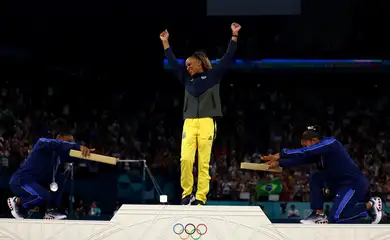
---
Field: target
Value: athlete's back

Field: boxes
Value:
[10,138,79,185]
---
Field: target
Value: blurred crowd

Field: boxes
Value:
[0,71,389,215]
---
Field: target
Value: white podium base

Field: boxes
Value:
[0,204,387,240]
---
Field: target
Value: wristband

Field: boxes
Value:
[232,34,238,38]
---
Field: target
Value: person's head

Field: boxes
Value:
[185,51,212,77]
[55,119,74,142]
[301,125,322,147]
[56,132,74,142]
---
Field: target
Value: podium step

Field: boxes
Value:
[111,204,276,240]
[0,204,387,240]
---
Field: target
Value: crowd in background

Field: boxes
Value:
[0,71,389,216]
[0,0,387,224]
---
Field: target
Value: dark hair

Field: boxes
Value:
[54,119,72,136]
[302,125,322,140]
[191,51,212,70]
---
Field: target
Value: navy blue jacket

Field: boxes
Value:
[10,138,80,185]
[165,40,237,118]
[279,137,368,187]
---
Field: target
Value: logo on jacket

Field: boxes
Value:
[201,76,207,80]
[182,132,186,139]
[208,136,212,140]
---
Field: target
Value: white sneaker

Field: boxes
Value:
[300,211,328,224]
[44,209,67,220]
[369,197,383,224]
[7,197,23,219]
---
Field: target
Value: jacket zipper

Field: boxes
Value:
[184,98,188,112]
[197,98,200,117]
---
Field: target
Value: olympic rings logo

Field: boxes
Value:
[173,223,208,240]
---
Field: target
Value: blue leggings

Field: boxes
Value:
[10,183,50,209]
[10,176,65,209]
[329,187,368,223]
[310,171,369,223]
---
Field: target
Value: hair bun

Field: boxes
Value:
[307,125,322,133]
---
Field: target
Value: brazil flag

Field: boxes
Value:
[257,178,282,196]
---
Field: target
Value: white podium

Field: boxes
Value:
[0,205,388,240]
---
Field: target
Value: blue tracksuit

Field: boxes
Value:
[279,137,369,223]
[10,138,80,209]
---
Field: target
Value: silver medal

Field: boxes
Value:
[50,182,58,192]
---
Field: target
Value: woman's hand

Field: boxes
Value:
[261,153,280,169]
[231,23,241,35]
[159,29,169,41]
[266,160,280,168]
[80,146,95,157]
[260,153,280,162]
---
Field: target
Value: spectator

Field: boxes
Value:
[88,201,101,217]
[288,205,300,218]
[75,200,87,217]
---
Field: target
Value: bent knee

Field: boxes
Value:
[30,191,50,202]
[21,185,50,201]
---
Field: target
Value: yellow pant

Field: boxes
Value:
[181,117,216,204]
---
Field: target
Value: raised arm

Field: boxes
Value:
[212,23,241,76]
[160,30,186,84]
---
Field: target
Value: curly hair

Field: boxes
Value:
[191,51,212,70]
